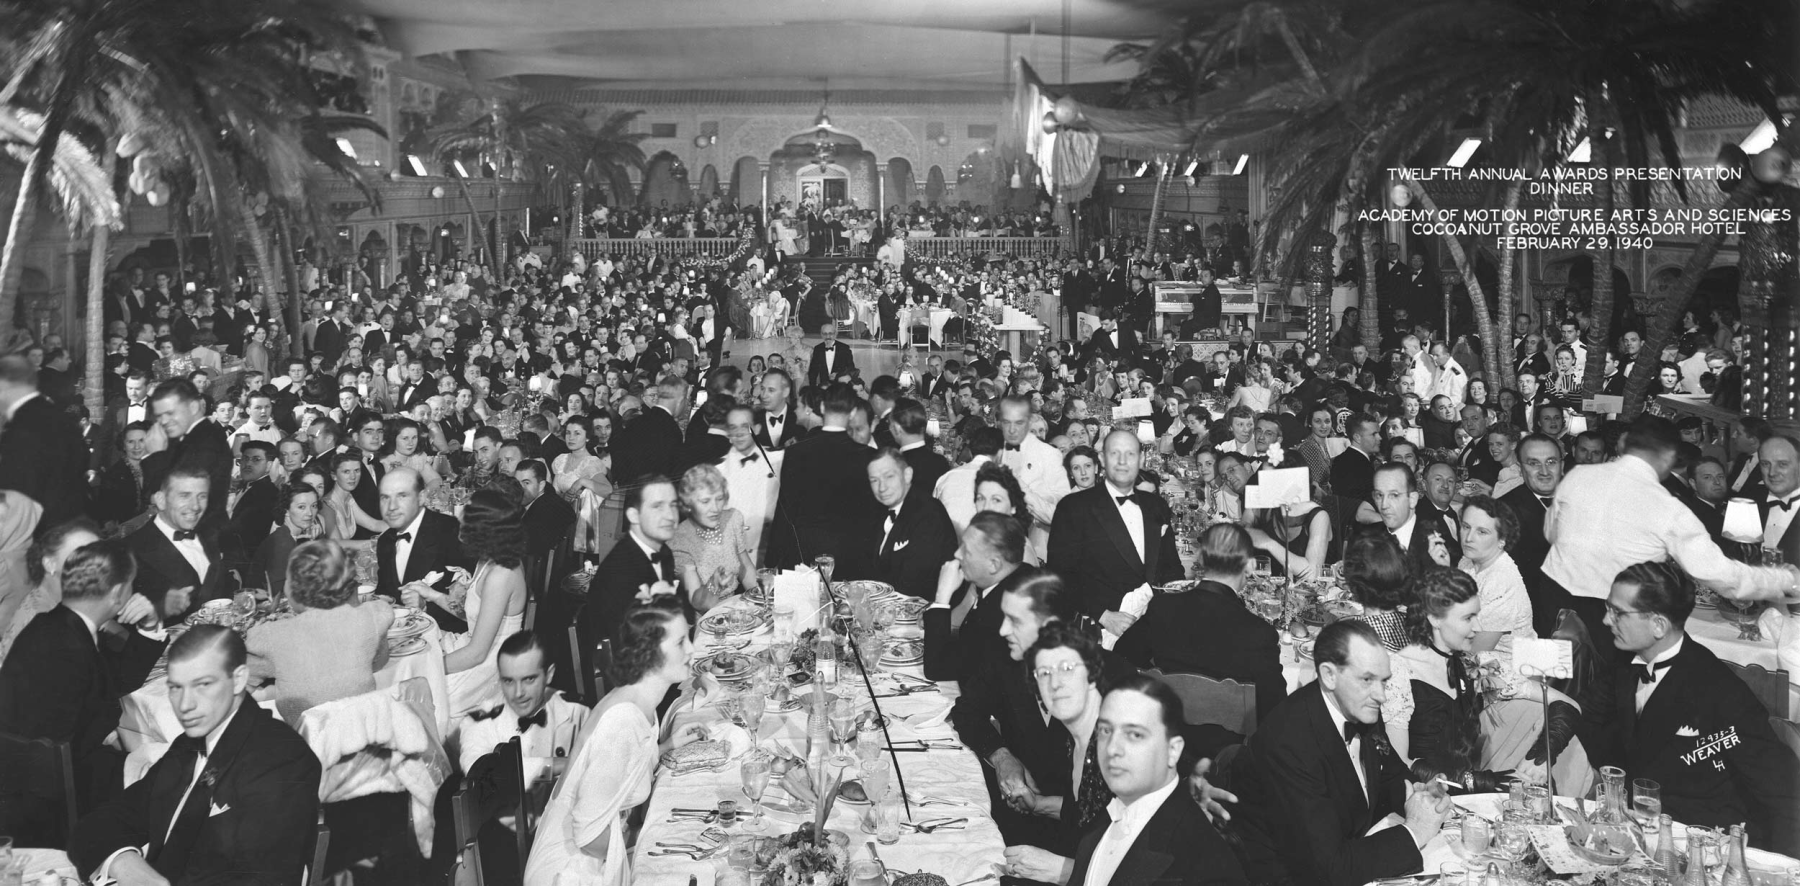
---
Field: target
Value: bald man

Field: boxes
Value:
[375,468,471,632]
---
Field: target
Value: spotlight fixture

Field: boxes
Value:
[334,138,358,160]
[452,159,469,179]
[1232,154,1250,175]
[1182,158,1199,176]
[1740,118,1780,154]
[1446,138,1481,168]
[406,155,428,177]
[1568,138,1591,163]
[1134,161,1150,177]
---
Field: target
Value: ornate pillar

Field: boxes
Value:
[1737,186,1799,419]
[1306,230,1333,351]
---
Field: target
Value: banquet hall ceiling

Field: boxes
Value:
[334,0,1190,91]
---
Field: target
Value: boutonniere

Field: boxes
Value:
[200,767,220,789]
[1369,730,1392,758]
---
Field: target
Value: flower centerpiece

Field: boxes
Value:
[759,823,850,886]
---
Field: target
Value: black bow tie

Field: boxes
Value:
[173,529,198,541]
[1638,658,1675,685]
[1114,494,1134,506]
[1772,497,1797,512]
[391,531,412,543]
[767,413,784,424]
[1342,720,1375,744]
[1003,443,1022,451]
[170,732,209,760]
[741,454,759,466]
[518,709,548,732]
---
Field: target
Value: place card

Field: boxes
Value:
[1512,638,1573,680]
[1582,395,1625,415]
[1113,397,1153,419]
[1245,467,1309,509]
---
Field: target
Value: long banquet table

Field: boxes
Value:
[632,592,1005,886]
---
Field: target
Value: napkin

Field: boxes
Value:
[900,701,956,740]
[1104,584,1153,650]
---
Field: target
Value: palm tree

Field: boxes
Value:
[429,96,589,264]
[0,0,366,353]
[574,109,649,213]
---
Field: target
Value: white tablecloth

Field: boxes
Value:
[1687,604,1799,719]
[17,847,77,883]
[631,593,1004,886]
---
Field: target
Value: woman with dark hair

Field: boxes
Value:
[1022,621,1113,854]
[972,462,1040,564]
[1341,532,1415,651]
[1388,568,1511,794]
[409,486,528,715]
[525,600,707,886]
[1063,445,1099,491]
[254,481,322,597]
[1457,495,1534,654]
[324,450,384,543]
[382,418,447,490]
[246,538,393,722]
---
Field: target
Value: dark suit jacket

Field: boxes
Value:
[1759,496,1800,565]
[1234,682,1423,886]
[0,394,91,531]
[807,341,857,387]
[843,491,958,601]
[1046,485,1182,618]
[1329,447,1377,505]
[676,431,732,477]
[753,408,803,451]
[70,698,322,886]
[915,373,951,402]
[0,606,163,836]
[922,566,1035,682]
[97,458,149,524]
[544,535,677,696]
[1458,436,1501,486]
[227,476,280,557]
[523,492,576,559]
[1498,485,1559,636]
[1598,639,1800,855]
[1114,581,1287,721]
[611,405,682,486]
[1066,789,1247,886]
[127,519,229,622]
[1081,327,1139,364]
[900,445,950,495]
[766,430,876,569]
[397,378,437,413]
[1359,513,1462,577]
[376,510,470,631]
[153,418,234,530]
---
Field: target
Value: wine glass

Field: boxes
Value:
[1491,821,1532,877]
[741,691,767,740]
[828,697,861,766]
[740,751,772,833]
[755,568,777,606]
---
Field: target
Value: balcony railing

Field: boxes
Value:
[568,238,743,260]
[564,235,1066,263]
[902,237,1063,260]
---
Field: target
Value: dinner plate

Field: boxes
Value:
[704,652,755,679]
[389,612,435,639]
[698,607,770,636]
[390,636,428,656]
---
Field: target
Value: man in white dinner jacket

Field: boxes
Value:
[992,395,1069,557]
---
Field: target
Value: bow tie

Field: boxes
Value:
[1003,443,1022,451]
[518,709,548,732]
[173,529,198,541]
[391,531,412,543]
[1114,494,1134,506]
[1638,658,1675,685]
[1771,497,1797,513]
[169,732,209,760]
[741,454,760,466]
[767,413,784,425]
[1342,720,1375,744]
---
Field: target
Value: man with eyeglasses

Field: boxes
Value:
[1598,561,1799,856]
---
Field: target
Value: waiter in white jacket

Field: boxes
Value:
[994,395,1069,558]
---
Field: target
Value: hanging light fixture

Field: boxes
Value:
[1011,162,1024,189]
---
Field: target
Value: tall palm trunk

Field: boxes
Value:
[1580,97,1619,402]
[1359,222,1382,349]
[1144,159,1173,256]
[452,175,488,263]
[242,202,282,356]
[84,143,118,423]
[0,66,82,346]
[1409,182,1501,383]
[275,208,302,358]
[1494,179,1524,388]
[1622,126,1796,417]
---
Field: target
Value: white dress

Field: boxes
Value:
[523,701,658,886]
[442,563,524,717]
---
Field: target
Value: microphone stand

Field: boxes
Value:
[814,558,914,817]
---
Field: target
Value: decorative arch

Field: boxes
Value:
[641,151,691,207]
[730,156,761,207]
[886,158,915,209]
[925,166,946,206]
[698,164,719,199]
[719,116,921,175]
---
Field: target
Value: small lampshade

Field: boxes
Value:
[1721,497,1763,543]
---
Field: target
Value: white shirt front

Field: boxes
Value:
[1389,513,1418,552]
[1634,635,1685,714]
[391,509,427,582]
[719,447,779,560]
[1321,691,1370,802]
[1106,482,1147,562]
[235,420,282,446]
[1082,776,1182,886]
[997,435,1072,532]
[127,400,148,424]
[455,693,590,776]
[1765,489,1800,548]
[156,516,212,581]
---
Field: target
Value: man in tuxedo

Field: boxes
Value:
[1082,310,1139,364]
[1047,429,1182,630]
[754,368,802,451]
[1456,404,1501,485]
[1364,463,1459,574]
[915,354,950,402]
[1599,562,1799,854]
[807,323,856,388]
[923,512,1034,682]
[1233,620,1451,886]
[128,467,229,623]
[70,625,322,886]
[314,301,349,366]
[347,411,387,517]
[1686,456,1730,542]
[101,371,154,469]
[1114,524,1287,737]
[996,395,1071,560]
[766,388,876,569]
[1500,433,1566,636]
[0,539,165,839]
[515,460,575,560]
[396,360,436,414]
[226,441,280,558]
[1402,253,1438,325]
[1416,462,1463,545]
[1058,676,1248,886]
[1757,435,1800,564]
[375,468,470,632]
[890,399,949,493]
[0,354,92,532]
[1330,415,1381,507]
[553,477,680,696]
[611,376,686,486]
[455,630,589,774]
[676,397,734,476]
[147,377,233,531]
[843,448,957,600]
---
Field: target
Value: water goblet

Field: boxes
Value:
[1631,778,1661,841]
[741,691,768,740]
[813,555,836,583]
[850,860,887,886]
[740,752,772,833]
[755,568,777,605]
[828,698,861,766]
[1460,816,1492,859]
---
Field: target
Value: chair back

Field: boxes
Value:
[568,617,597,704]
[1771,716,1800,766]
[452,737,528,886]
[305,812,331,886]
[1147,670,1258,737]
[0,730,77,847]
[1723,661,1790,719]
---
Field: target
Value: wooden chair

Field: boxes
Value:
[1147,670,1259,738]
[567,618,596,705]
[1723,661,1791,719]
[0,730,77,848]
[304,812,331,886]
[452,737,529,886]
[1770,717,1800,766]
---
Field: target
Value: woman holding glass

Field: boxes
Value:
[670,463,756,612]
[525,600,708,886]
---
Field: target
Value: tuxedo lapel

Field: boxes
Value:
[145,530,204,589]
[1097,495,1146,571]
[1630,644,1702,765]
[1138,493,1163,583]
[1307,687,1372,824]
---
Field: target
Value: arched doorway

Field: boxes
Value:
[697,164,719,200]
[770,131,875,209]
[730,156,761,207]
[956,149,997,207]
[925,166,946,206]
[886,158,915,209]
[640,151,691,207]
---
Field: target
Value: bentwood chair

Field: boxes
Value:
[1146,670,1259,738]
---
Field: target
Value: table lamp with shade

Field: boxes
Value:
[1721,497,1767,563]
